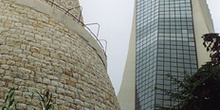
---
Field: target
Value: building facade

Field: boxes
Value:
[118,0,214,110]
[0,0,120,109]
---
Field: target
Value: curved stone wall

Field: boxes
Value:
[0,0,120,109]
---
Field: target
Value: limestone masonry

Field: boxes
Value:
[0,0,120,109]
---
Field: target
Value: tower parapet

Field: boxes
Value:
[40,0,83,23]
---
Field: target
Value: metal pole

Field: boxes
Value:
[99,39,107,53]
[85,23,100,38]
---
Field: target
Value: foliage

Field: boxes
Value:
[30,90,54,110]
[156,33,220,110]
[156,63,220,110]
[202,33,220,66]
[2,88,17,110]
[1,89,54,110]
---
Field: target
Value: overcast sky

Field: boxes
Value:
[79,0,220,94]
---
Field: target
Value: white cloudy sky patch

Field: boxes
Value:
[79,0,220,94]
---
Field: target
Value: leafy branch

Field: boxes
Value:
[30,90,54,110]
[202,33,220,66]
[2,88,17,110]
[155,33,220,110]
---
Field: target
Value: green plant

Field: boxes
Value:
[155,33,220,110]
[30,90,54,110]
[2,88,17,110]
[202,33,220,66]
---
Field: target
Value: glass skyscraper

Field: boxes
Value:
[118,0,214,110]
[136,0,198,109]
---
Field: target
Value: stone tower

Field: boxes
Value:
[0,0,120,109]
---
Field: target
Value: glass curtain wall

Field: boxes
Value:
[135,0,198,109]
[136,0,159,109]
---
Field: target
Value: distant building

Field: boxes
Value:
[0,0,120,109]
[118,0,214,110]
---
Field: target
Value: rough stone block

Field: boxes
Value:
[43,78,50,85]
[25,80,35,86]
[1,64,9,70]
[41,41,49,47]
[47,85,56,92]
[0,81,5,87]
[18,67,31,74]
[57,88,65,94]
[0,69,4,74]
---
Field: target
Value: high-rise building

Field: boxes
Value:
[118,0,214,110]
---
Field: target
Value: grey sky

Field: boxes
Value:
[79,0,220,94]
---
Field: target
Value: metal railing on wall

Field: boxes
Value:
[43,0,107,55]
[85,23,100,38]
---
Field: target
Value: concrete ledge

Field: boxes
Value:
[6,0,107,67]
